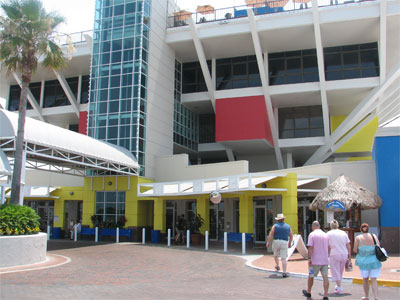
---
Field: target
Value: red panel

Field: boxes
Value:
[79,111,88,135]
[215,95,273,145]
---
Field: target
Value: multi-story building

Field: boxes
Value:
[0,0,399,250]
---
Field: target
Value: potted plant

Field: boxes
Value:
[186,213,204,246]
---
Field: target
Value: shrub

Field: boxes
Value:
[0,204,40,236]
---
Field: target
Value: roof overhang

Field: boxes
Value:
[0,148,11,176]
[138,173,329,198]
[0,109,139,176]
[5,186,59,199]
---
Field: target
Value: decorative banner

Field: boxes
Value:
[326,200,346,211]
[210,190,221,204]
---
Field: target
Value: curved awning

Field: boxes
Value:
[0,109,138,176]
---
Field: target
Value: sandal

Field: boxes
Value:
[275,265,280,271]
[302,290,311,298]
[361,297,369,300]
[323,297,329,300]
[282,273,288,278]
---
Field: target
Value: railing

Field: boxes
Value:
[167,0,376,28]
[51,30,93,46]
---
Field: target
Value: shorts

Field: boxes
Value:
[360,268,381,279]
[310,265,329,278]
[272,239,288,259]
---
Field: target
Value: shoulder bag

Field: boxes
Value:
[371,233,388,262]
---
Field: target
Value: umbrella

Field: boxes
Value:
[266,0,289,8]
[196,5,214,14]
[309,175,382,212]
[245,0,266,8]
[173,10,192,21]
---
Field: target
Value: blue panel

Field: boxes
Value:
[374,136,400,227]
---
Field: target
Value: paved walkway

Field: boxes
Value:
[1,240,399,300]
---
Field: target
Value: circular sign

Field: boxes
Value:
[210,190,221,204]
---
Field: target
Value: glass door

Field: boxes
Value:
[298,197,324,244]
[253,198,273,243]
[166,201,176,236]
[27,201,54,232]
[209,201,224,240]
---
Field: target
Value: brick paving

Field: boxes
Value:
[0,240,399,300]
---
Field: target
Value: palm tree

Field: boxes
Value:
[0,0,67,205]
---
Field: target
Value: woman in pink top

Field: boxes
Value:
[327,220,351,294]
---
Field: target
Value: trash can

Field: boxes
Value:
[52,227,61,239]
[151,230,160,243]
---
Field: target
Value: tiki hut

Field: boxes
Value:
[293,0,311,3]
[309,174,382,212]
[196,5,214,14]
[245,0,266,8]
[266,0,289,8]
[173,10,192,21]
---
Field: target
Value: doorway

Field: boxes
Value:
[209,201,224,240]
[26,200,54,232]
[298,197,324,243]
[166,201,176,236]
[253,197,273,243]
[64,200,83,237]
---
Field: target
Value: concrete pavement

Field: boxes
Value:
[0,240,399,300]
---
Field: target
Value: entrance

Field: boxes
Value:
[209,201,224,240]
[166,201,176,236]
[298,197,324,243]
[26,200,54,232]
[253,197,273,243]
[64,200,83,238]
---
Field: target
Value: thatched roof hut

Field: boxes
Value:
[173,10,192,21]
[266,0,289,8]
[196,5,214,14]
[309,175,382,212]
[245,0,265,8]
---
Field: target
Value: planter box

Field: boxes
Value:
[0,232,47,268]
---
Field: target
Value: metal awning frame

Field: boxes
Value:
[1,137,138,177]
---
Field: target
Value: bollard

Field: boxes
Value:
[167,228,171,247]
[186,230,190,248]
[47,226,51,240]
[224,232,227,252]
[142,228,145,245]
[205,231,209,251]
[116,227,120,243]
[242,232,246,255]
[95,227,98,242]
[74,226,77,242]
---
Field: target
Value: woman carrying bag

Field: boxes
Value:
[353,223,382,300]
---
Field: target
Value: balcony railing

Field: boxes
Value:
[167,0,375,28]
[51,30,93,46]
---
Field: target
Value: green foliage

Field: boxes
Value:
[0,204,40,235]
[0,0,67,75]
[186,214,204,234]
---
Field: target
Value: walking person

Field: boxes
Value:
[302,220,330,300]
[266,213,293,278]
[174,214,186,244]
[354,223,382,300]
[327,219,351,294]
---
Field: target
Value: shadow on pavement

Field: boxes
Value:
[47,239,112,251]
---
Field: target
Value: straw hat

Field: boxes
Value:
[275,213,285,220]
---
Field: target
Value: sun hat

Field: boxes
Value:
[275,213,285,220]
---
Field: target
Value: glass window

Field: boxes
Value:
[95,191,126,225]
[279,106,324,139]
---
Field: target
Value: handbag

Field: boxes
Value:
[345,259,353,272]
[371,233,388,262]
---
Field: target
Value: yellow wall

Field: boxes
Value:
[331,115,378,159]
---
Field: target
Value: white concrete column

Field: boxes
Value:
[95,227,99,242]
[186,230,190,248]
[142,228,146,244]
[205,230,209,250]
[242,232,246,255]
[116,227,120,243]
[224,232,228,252]
[167,228,171,247]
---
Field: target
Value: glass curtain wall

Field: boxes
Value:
[173,60,199,152]
[88,0,151,175]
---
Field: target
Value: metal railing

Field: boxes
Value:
[51,30,93,46]
[167,0,376,28]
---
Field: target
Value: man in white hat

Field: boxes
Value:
[266,213,293,278]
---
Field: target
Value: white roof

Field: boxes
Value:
[0,109,138,175]
[5,186,58,198]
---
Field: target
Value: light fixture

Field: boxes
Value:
[108,181,112,186]
[69,191,74,195]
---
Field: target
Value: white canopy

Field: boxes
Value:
[0,109,138,176]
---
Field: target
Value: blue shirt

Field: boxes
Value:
[274,222,290,241]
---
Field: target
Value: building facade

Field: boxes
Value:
[0,0,399,247]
